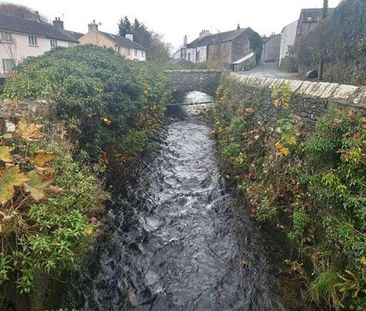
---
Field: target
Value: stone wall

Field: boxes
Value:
[227,72,366,130]
[165,69,222,97]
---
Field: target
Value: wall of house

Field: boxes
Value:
[262,35,281,63]
[195,45,207,63]
[279,20,298,67]
[207,41,232,65]
[0,32,71,75]
[185,47,196,62]
[79,31,146,61]
[231,32,251,63]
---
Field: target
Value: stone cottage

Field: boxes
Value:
[262,34,281,63]
[175,27,257,69]
[79,20,147,61]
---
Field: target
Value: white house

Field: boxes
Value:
[279,20,298,67]
[0,13,80,76]
[79,21,147,61]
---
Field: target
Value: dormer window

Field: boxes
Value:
[28,36,38,46]
[0,31,13,43]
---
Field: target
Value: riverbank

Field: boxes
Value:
[212,75,366,310]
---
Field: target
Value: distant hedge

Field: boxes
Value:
[296,0,366,85]
[3,45,172,160]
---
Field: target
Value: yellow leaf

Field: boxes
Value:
[0,146,14,163]
[31,151,55,167]
[16,118,43,141]
[84,225,94,236]
[0,166,29,204]
[360,256,366,265]
[24,170,53,202]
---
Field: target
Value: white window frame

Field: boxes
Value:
[0,31,13,43]
[134,49,138,57]
[2,58,15,73]
[50,39,58,48]
[28,35,38,46]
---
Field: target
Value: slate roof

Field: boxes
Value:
[299,8,335,22]
[0,13,78,42]
[100,32,147,51]
[187,28,250,48]
[65,30,83,41]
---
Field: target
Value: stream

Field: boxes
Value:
[64,91,288,311]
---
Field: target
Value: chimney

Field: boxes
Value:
[126,34,134,41]
[34,11,41,22]
[199,30,210,40]
[53,17,64,29]
[237,24,241,30]
[183,35,187,46]
[88,20,98,32]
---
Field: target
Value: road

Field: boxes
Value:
[240,62,302,80]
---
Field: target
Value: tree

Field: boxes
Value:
[0,2,47,22]
[118,16,171,63]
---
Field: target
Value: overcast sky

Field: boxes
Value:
[6,0,342,50]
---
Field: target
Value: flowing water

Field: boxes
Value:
[65,92,288,311]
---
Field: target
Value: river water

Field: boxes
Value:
[64,92,288,311]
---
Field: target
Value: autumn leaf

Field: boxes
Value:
[24,170,53,202]
[0,166,29,204]
[0,146,14,163]
[49,185,63,194]
[31,151,55,167]
[275,142,290,157]
[16,118,43,141]
[360,256,366,265]
[84,225,94,236]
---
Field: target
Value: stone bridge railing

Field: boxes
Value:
[164,69,222,96]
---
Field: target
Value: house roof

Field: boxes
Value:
[65,30,84,41]
[100,32,147,51]
[299,8,335,23]
[0,13,78,42]
[264,33,281,43]
[232,52,254,64]
[187,28,250,48]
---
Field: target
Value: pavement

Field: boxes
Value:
[239,62,303,80]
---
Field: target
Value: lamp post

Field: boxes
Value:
[319,0,329,81]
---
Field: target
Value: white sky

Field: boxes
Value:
[5,0,342,50]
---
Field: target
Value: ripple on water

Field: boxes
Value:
[64,91,287,311]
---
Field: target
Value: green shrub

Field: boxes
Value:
[2,45,171,160]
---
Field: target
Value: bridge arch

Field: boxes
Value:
[164,69,222,98]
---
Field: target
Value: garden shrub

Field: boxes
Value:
[2,45,171,160]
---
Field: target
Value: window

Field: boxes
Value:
[0,32,13,43]
[2,59,15,73]
[68,42,76,47]
[188,52,191,61]
[127,48,131,55]
[50,39,58,48]
[28,36,38,46]
[134,49,138,57]
[196,51,200,62]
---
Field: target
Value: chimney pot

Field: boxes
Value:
[53,17,64,29]
[88,20,98,32]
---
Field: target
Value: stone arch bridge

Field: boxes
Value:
[164,69,222,99]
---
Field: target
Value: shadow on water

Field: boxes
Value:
[63,91,290,311]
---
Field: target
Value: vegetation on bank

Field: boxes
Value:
[0,45,171,309]
[296,0,366,85]
[213,77,366,310]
